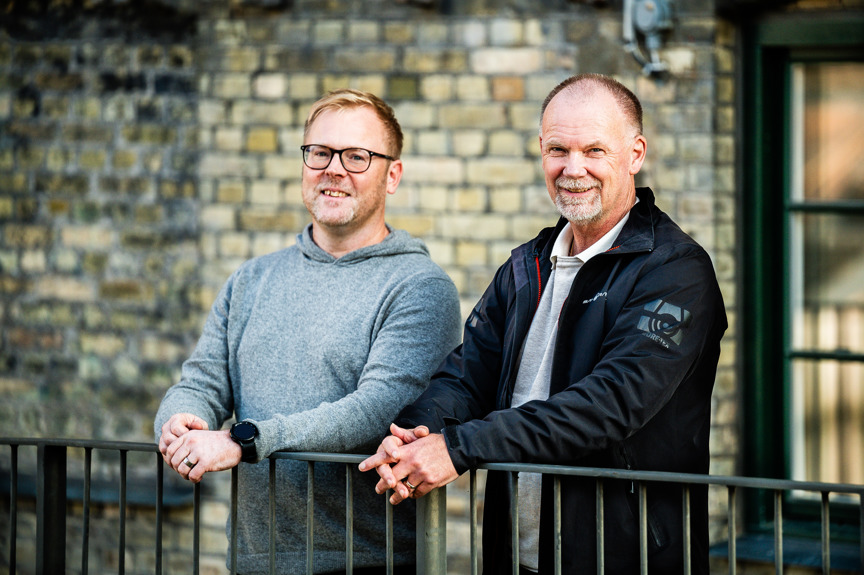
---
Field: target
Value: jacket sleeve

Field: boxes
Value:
[395,260,512,432]
[440,246,726,474]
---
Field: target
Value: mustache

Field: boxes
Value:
[555,177,602,192]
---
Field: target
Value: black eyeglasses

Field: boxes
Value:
[300,145,396,173]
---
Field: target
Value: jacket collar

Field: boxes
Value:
[523,186,657,263]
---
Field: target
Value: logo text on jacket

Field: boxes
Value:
[582,291,607,304]
[637,299,692,348]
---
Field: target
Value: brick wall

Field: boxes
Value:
[1,0,738,572]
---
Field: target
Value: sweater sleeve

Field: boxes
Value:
[251,272,463,459]
[153,276,237,440]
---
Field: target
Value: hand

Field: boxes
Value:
[162,424,242,483]
[159,413,209,460]
[359,424,459,505]
[360,423,429,493]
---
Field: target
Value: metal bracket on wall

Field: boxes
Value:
[623,0,675,76]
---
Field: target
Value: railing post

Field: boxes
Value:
[36,443,66,575]
[416,487,447,575]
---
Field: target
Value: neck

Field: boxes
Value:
[311,221,390,259]
[569,224,608,256]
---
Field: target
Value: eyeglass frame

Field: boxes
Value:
[300,144,397,174]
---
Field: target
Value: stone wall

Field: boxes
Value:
[1,0,738,572]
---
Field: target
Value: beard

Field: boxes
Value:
[553,176,603,223]
[304,176,358,227]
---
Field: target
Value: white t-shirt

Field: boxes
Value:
[511,209,632,570]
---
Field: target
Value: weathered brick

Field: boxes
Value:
[5,225,51,248]
[471,48,544,74]
[34,276,94,301]
[453,187,486,212]
[404,49,468,73]
[99,176,151,195]
[249,180,282,205]
[334,49,396,73]
[456,241,487,266]
[416,185,450,211]
[348,21,380,43]
[466,158,536,185]
[8,327,62,350]
[212,73,252,99]
[384,22,415,44]
[488,131,525,156]
[61,226,113,249]
[491,76,525,101]
[99,280,154,303]
[200,153,259,178]
[140,336,187,363]
[489,19,523,46]
[489,187,522,213]
[122,125,176,145]
[313,20,344,45]
[262,156,299,179]
[63,124,113,143]
[386,214,434,236]
[80,332,126,356]
[222,47,260,72]
[401,157,464,185]
[231,100,293,125]
[388,76,419,100]
[253,73,287,99]
[112,150,137,170]
[238,209,298,232]
[440,103,506,129]
[246,127,278,153]
[219,233,250,257]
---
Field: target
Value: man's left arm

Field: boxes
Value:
[441,246,727,471]
[251,274,462,459]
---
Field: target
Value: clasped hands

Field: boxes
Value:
[158,413,243,483]
[359,423,459,505]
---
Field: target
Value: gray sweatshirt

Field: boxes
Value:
[154,225,462,574]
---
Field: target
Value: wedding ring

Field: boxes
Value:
[403,479,416,490]
[183,456,197,469]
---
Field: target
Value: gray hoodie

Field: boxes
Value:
[155,224,462,574]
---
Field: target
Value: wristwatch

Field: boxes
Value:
[230,420,259,463]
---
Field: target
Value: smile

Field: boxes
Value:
[322,189,349,198]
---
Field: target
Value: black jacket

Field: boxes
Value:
[396,188,727,574]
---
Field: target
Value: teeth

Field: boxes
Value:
[323,190,348,197]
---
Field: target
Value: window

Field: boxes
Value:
[743,14,864,539]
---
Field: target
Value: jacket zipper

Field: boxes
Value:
[534,255,542,311]
[620,445,664,549]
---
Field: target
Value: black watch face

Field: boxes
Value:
[233,422,257,441]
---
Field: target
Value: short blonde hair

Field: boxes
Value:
[304,89,404,158]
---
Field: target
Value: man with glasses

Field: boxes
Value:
[155,89,461,574]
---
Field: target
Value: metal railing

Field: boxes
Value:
[2,438,864,574]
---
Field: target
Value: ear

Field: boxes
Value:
[629,135,647,175]
[385,159,403,195]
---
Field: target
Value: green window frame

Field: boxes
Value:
[743,13,864,539]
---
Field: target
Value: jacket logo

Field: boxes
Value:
[637,299,692,348]
[582,291,607,304]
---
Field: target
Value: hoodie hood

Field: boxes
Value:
[295,223,431,264]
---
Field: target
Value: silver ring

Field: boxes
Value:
[183,456,197,469]
[403,479,416,490]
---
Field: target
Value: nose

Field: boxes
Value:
[561,152,588,179]
[323,150,349,176]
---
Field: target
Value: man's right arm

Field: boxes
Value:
[394,261,512,435]
[153,278,236,444]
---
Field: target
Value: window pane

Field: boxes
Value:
[791,358,864,486]
[790,213,864,354]
[790,62,864,202]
